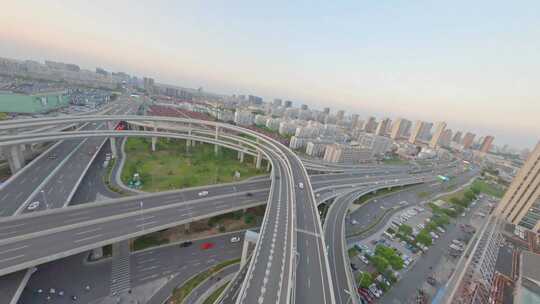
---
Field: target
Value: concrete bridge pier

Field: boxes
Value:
[214,126,220,155]
[266,160,271,172]
[2,145,25,173]
[256,152,262,169]
[241,230,259,268]
[151,137,157,152]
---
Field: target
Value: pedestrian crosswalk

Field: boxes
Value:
[110,241,131,296]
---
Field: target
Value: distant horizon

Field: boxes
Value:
[1,1,539,150]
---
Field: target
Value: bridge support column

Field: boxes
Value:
[3,145,25,173]
[266,160,271,172]
[184,223,190,233]
[256,152,262,169]
[240,238,250,268]
[241,230,259,268]
[151,137,157,152]
[109,137,117,159]
[214,126,220,155]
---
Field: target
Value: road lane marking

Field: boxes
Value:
[0,254,24,263]
[0,245,28,255]
[75,227,102,236]
[136,221,157,228]
[74,234,103,243]
[295,228,321,238]
[0,223,26,230]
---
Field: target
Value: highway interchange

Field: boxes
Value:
[0,103,469,304]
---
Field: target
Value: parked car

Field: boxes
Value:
[230,236,241,243]
[198,191,209,197]
[360,255,369,265]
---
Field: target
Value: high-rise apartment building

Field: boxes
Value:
[453,131,462,143]
[390,118,412,140]
[495,142,540,232]
[364,116,378,133]
[273,99,283,107]
[336,110,345,121]
[429,122,447,148]
[462,132,476,149]
[409,120,432,144]
[480,136,494,153]
[323,107,330,114]
[375,118,391,136]
[284,100,293,108]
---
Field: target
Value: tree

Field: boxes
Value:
[398,224,413,236]
[464,190,476,202]
[450,197,462,206]
[416,230,432,246]
[471,186,481,195]
[358,272,373,288]
[371,255,389,273]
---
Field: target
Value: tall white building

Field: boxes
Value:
[234,110,254,126]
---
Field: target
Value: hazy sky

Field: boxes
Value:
[1,1,539,149]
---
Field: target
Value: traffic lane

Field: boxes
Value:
[21,135,107,213]
[238,159,290,304]
[0,194,266,276]
[0,270,27,303]
[0,183,272,237]
[19,232,241,304]
[131,233,243,286]
[0,169,413,255]
[325,191,366,304]
[70,139,120,204]
[183,264,239,304]
[1,166,427,230]
[287,155,332,304]
[0,139,82,216]
[19,252,112,304]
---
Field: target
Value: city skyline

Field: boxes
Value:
[1,1,539,149]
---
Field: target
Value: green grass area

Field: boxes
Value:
[121,138,265,192]
[203,282,229,304]
[133,233,169,251]
[169,258,240,304]
[417,191,430,199]
[471,180,505,198]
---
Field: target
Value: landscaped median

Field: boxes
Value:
[203,281,230,304]
[167,258,240,304]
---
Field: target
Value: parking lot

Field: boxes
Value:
[347,193,497,303]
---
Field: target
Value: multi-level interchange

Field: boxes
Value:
[0,98,532,304]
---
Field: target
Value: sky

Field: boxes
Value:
[1,1,539,150]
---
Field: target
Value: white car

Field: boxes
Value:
[360,255,369,265]
[27,201,40,211]
[198,191,209,197]
[298,182,304,189]
[230,236,241,243]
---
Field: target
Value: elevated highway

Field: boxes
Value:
[0,115,458,303]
